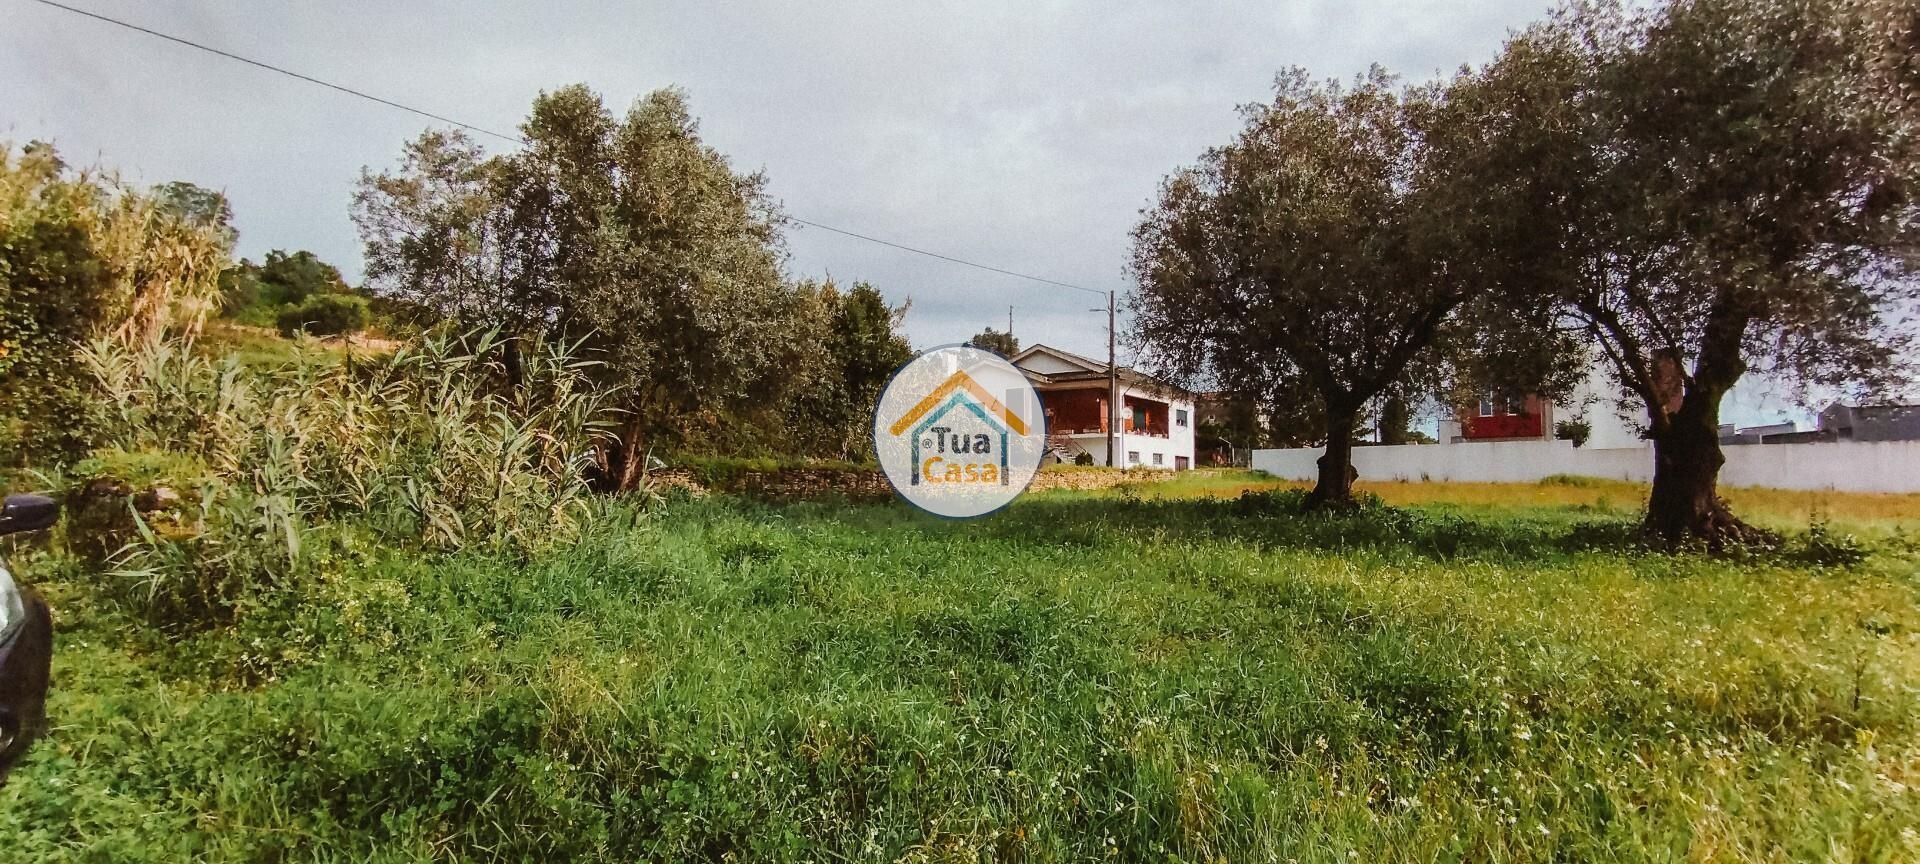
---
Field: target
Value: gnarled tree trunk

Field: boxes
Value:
[589,418,652,494]
[1307,407,1360,509]
[1643,385,1767,549]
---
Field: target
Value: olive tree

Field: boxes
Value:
[353,130,519,331]
[1130,69,1502,507]
[1480,0,1920,545]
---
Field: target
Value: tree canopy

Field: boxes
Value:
[355,85,911,479]
[964,327,1019,357]
[151,181,236,251]
[1130,69,1498,506]
[782,281,913,460]
[1476,0,1920,544]
[220,249,354,322]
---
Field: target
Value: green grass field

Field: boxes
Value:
[4,475,1918,861]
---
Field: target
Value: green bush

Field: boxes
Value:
[1791,520,1869,568]
[0,144,228,462]
[275,293,370,337]
[1553,419,1592,447]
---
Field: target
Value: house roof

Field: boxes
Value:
[887,370,1031,436]
[1009,344,1194,396]
[1826,401,1920,413]
[1012,343,1106,371]
[906,391,1013,440]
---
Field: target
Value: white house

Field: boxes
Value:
[1009,344,1197,470]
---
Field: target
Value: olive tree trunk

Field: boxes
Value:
[1643,385,1765,548]
[1307,406,1360,509]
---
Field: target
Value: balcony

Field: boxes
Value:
[1036,387,1173,438]
[1463,412,1543,440]
[1053,426,1169,439]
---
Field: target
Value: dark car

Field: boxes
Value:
[0,494,59,783]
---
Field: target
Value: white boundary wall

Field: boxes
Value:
[1250,440,1920,493]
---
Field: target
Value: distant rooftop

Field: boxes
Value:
[1009,344,1193,395]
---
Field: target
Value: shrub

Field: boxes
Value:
[275,293,370,337]
[1539,473,1604,488]
[1074,451,1094,466]
[0,144,228,462]
[1553,419,1592,447]
[1791,520,1869,568]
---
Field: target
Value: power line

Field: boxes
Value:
[25,0,1109,298]
[28,0,526,147]
[786,218,1103,295]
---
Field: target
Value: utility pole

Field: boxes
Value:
[1107,290,1119,467]
[1089,291,1120,467]
[1008,305,1014,340]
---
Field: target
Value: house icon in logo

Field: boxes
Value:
[873,346,1044,517]
[887,370,1033,486]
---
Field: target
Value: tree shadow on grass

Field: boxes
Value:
[741,488,1867,569]
[979,488,1655,565]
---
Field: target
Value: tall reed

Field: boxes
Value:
[83,329,627,629]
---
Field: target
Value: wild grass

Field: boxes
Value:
[3,480,1916,861]
[194,320,344,370]
[1117,469,1920,535]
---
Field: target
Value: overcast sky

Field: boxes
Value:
[3,0,1806,427]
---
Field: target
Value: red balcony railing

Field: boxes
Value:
[1463,413,1543,439]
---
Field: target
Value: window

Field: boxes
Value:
[1152,453,1164,466]
[1176,409,1189,427]
[1127,451,1140,465]
[1503,392,1526,415]
[1478,393,1495,417]
[1131,405,1148,429]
